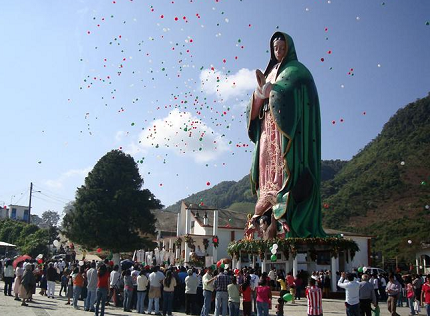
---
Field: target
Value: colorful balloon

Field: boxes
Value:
[283,293,293,301]
[270,254,277,262]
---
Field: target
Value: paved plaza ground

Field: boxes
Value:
[0,284,414,316]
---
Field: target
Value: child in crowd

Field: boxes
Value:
[59,271,68,296]
[39,273,47,296]
[275,297,284,316]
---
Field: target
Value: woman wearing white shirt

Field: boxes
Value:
[13,262,24,301]
[137,270,149,314]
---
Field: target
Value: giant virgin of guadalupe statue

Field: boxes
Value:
[247,32,326,239]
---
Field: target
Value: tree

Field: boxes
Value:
[41,210,60,227]
[62,150,162,253]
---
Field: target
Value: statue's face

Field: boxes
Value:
[273,39,287,62]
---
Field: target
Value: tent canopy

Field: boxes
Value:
[0,241,16,247]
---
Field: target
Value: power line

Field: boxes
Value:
[33,184,73,202]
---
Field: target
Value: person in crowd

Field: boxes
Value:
[123,269,134,312]
[421,274,430,316]
[359,274,377,316]
[95,263,109,316]
[306,278,323,316]
[201,266,216,316]
[275,297,284,316]
[413,274,423,306]
[295,273,303,300]
[59,269,68,296]
[39,269,47,296]
[369,273,379,302]
[137,269,149,314]
[405,275,416,316]
[3,259,14,296]
[268,268,277,290]
[72,266,85,309]
[85,261,98,312]
[323,271,331,298]
[162,269,176,316]
[196,269,204,312]
[185,268,199,315]
[379,274,387,301]
[241,275,252,316]
[46,262,57,298]
[131,264,141,310]
[276,272,287,312]
[177,267,188,311]
[249,269,260,315]
[385,273,401,316]
[256,274,272,316]
[109,264,121,306]
[20,264,36,307]
[286,272,296,304]
[227,276,240,316]
[14,261,24,301]
[394,271,404,308]
[337,272,360,316]
[214,267,231,316]
[65,269,74,305]
[147,266,165,315]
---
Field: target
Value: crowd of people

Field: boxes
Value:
[1,257,430,316]
[337,271,430,316]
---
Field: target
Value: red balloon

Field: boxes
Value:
[37,259,43,264]
[97,248,102,253]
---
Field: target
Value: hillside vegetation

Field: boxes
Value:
[321,95,430,260]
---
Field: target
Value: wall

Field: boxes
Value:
[350,237,370,269]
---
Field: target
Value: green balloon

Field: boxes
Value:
[211,265,216,270]
[220,263,225,269]
[283,293,293,302]
[358,267,363,273]
[270,254,277,262]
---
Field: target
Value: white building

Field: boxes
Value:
[415,242,430,274]
[155,202,248,266]
[6,205,30,222]
[0,207,8,219]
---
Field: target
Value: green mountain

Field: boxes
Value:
[164,159,347,213]
[163,94,430,261]
[321,94,430,260]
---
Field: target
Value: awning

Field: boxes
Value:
[0,241,16,247]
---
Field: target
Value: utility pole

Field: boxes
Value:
[28,182,33,224]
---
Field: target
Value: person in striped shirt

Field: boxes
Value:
[306,278,323,316]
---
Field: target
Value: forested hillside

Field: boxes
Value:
[321,95,430,259]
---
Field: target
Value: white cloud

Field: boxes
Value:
[138,109,229,163]
[200,68,256,101]
[44,167,91,189]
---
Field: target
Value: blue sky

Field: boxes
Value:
[1,0,429,216]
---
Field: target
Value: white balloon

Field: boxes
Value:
[79,260,84,266]
[271,248,277,255]
[272,244,278,250]
[408,240,412,244]
[363,267,368,273]
[53,240,60,247]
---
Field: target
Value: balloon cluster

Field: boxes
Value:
[270,243,278,262]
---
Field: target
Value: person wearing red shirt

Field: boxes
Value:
[256,275,272,316]
[95,264,110,316]
[421,275,430,316]
[241,276,252,316]
[306,278,323,316]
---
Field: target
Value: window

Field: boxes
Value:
[23,209,29,222]
[11,208,16,219]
